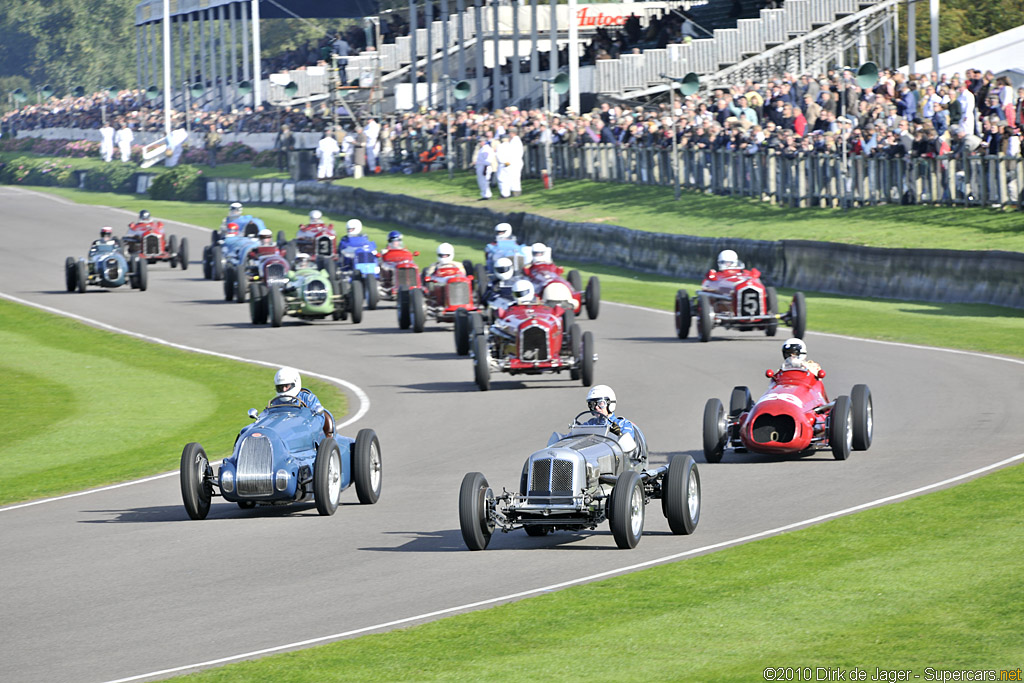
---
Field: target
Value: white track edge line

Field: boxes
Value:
[104,449,1024,683]
[0,292,369,513]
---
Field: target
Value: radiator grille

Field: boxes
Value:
[551,459,573,492]
[447,281,470,307]
[264,263,286,281]
[530,458,550,493]
[396,267,417,289]
[304,280,328,305]
[520,325,549,361]
[530,458,574,493]
[236,435,273,496]
[144,234,160,256]
[104,258,120,280]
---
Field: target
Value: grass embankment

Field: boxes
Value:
[173,459,1024,681]
[0,298,346,505]
[29,187,1024,359]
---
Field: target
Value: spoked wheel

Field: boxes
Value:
[314,438,342,516]
[702,398,727,463]
[352,429,382,504]
[610,470,644,549]
[765,286,779,336]
[664,454,700,535]
[179,442,213,520]
[458,472,494,550]
[473,263,488,304]
[675,289,691,339]
[829,395,853,461]
[851,384,873,451]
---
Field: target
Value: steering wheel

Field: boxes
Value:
[570,411,622,436]
[266,395,309,410]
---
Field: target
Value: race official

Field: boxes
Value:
[99,123,115,163]
[316,131,340,180]
[115,122,133,163]
[474,138,497,200]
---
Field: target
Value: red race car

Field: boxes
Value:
[526,261,600,320]
[377,247,421,302]
[396,262,478,333]
[290,220,336,265]
[123,217,189,270]
[225,244,291,304]
[702,367,873,462]
[675,262,805,343]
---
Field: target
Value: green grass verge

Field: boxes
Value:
[173,460,1024,682]
[0,298,346,505]
[27,187,1024,359]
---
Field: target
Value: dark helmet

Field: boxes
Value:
[387,230,402,242]
[100,226,113,239]
[138,210,151,221]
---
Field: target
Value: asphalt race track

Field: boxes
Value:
[2,186,1022,683]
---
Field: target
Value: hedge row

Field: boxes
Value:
[0,136,277,166]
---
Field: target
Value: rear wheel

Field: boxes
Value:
[284,242,297,264]
[851,384,873,451]
[472,334,490,391]
[365,277,379,310]
[397,289,411,329]
[76,261,87,293]
[168,235,178,268]
[249,283,268,324]
[179,443,212,520]
[675,289,691,339]
[349,278,364,324]
[458,472,494,550]
[276,230,287,247]
[211,245,224,280]
[567,269,583,292]
[202,246,212,279]
[314,438,342,516]
[664,455,700,535]
[729,386,752,417]
[610,470,644,549]
[268,283,285,327]
[410,288,426,333]
[789,291,807,339]
[473,263,488,304]
[829,395,853,461]
[223,265,236,301]
[765,286,779,336]
[135,257,148,292]
[569,323,583,380]
[585,276,601,320]
[352,429,382,504]
[178,237,189,271]
[64,257,76,292]
[235,264,248,303]
[580,331,595,386]
[454,308,470,356]
[696,293,714,342]
[702,398,727,463]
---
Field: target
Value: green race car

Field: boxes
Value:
[249,265,363,326]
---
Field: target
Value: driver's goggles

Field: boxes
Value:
[276,383,295,393]
[587,398,609,410]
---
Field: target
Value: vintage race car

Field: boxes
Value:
[290,221,337,263]
[179,395,382,519]
[676,266,806,342]
[336,240,381,310]
[202,216,265,280]
[459,412,701,550]
[527,263,600,320]
[396,263,477,333]
[249,264,364,326]
[702,367,873,462]
[122,220,189,270]
[64,242,148,292]
[224,244,288,304]
[465,303,596,391]
[377,248,421,301]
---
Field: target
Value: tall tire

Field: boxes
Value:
[473,333,491,391]
[168,235,179,267]
[851,384,873,451]
[323,258,338,282]
[675,289,692,339]
[352,428,382,504]
[180,443,212,520]
[729,386,752,417]
[223,265,236,301]
[202,246,212,279]
[459,472,494,551]
[789,291,807,339]
[610,470,644,549]
[64,257,76,292]
[702,398,727,463]
[410,287,426,332]
[314,438,342,516]
[580,331,595,386]
[284,242,297,264]
[664,454,701,535]
[585,276,601,320]
[469,311,484,337]
[829,395,853,461]
[136,257,148,292]
[561,308,576,339]
[178,237,189,271]
[211,245,224,280]
[473,263,488,304]
[397,289,411,329]
[129,256,140,289]
[249,283,268,324]
[365,277,379,310]
[76,261,87,293]
[454,308,470,356]
[349,278,364,324]
[567,269,583,292]
[765,286,779,336]
[696,293,714,342]
[235,264,248,303]
[569,323,583,380]
[277,230,287,248]
[268,283,285,327]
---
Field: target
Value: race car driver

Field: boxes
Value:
[584,385,644,461]
[780,337,822,375]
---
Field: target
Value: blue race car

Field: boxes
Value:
[65,241,148,292]
[203,215,265,281]
[179,395,382,519]
[333,235,381,310]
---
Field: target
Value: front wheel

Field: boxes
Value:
[729,386,752,417]
[180,443,212,520]
[223,265,236,301]
[168,235,179,267]
[211,245,224,281]
[702,398,727,463]
[314,438,342,516]
[76,261,87,293]
[580,331,595,386]
[675,289,691,339]
[454,308,470,356]
[410,288,426,333]
[365,277,379,310]
[349,278,364,324]
[235,264,248,303]
[397,289,411,329]
[178,237,189,271]
[268,283,285,327]
[664,455,700,535]
[135,257,148,292]
[829,395,853,461]
[610,470,644,549]
[696,293,714,342]
[585,276,601,320]
[249,283,268,325]
[459,472,494,550]
[765,286,779,336]
[64,257,76,292]
[352,429,382,504]
[472,333,491,391]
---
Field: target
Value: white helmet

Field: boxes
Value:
[258,227,273,243]
[717,249,740,270]
[494,257,514,282]
[531,242,551,264]
[274,366,301,398]
[436,242,454,264]
[587,385,617,414]
[294,252,311,269]
[494,222,513,240]
[309,209,323,223]
[782,338,807,362]
[512,279,535,304]
[346,218,363,236]
[228,201,243,217]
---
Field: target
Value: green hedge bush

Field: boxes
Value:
[147,164,205,201]
[0,156,78,187]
